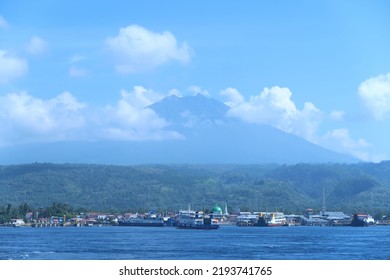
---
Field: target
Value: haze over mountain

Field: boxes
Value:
[0,94,356,164]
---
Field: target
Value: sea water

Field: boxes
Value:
[1,226,389,260]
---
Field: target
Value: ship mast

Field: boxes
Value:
[322,186,326,213]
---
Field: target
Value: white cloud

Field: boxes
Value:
[220,87,244,107]
[102,87,182,141]
[321,128,386,162]
[188,85,209,97]
[69,66,88,77]
[51,91,86,111]
[0,87,183,146]
[106,24,191,73]
[219,85,386,161]
[68,54,88,77]
[107,94,166,129]
[1,84,384,162]
[0,50,28,83]
[119,86,165,108]
[102,101,179,141]
[0,15,8,28]
[168,88,182,97]
[0,91,87,146]
[222,86,322,141]
[26,36,48,55]
[358,73,390,120]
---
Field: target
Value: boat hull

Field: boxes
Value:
[254,216,287,227]
[175,210,220,230]
[176,224,219,230]
[117,221,165,227]
[350,214,375,227]
[350,214,368,227]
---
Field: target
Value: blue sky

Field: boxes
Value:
[1,1,390,162]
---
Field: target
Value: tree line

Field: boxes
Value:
[0,202,83,224]
[1,162,390,217]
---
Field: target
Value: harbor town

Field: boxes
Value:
[3,204,390,228]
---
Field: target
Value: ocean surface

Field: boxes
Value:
[1,225,389,260]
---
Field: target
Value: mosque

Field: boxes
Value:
[211,203,229,223]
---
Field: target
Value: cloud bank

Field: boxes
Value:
[0,87,182,147]
[106,25,191,73]
[0,91,86,146]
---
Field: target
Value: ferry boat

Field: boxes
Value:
[350,213,376,227]
[236,213,259,226]
[255,212,287,227]
[176,210,219,230]
[118,212,165,227]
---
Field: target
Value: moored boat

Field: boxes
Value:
[236,213,259,226]
[118,212,165,227]
[176,210,219,230]
[254,212,287,227]
[350,213,376,227]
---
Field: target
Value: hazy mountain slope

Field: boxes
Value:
[148,94,357,164]
[0,94,356,164]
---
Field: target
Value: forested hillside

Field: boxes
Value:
[1,162,390,215]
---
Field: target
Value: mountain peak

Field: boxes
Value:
[146,94,357,164]
[149,94,229,123]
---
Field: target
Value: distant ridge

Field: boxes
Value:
[0,94,356,165]
[1,162,389,213]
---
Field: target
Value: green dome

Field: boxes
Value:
[212,206,223,213]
